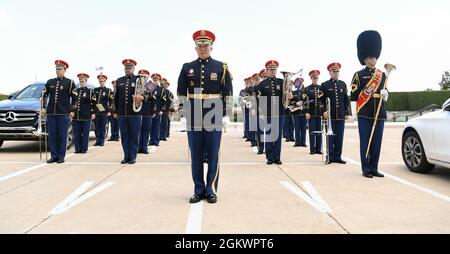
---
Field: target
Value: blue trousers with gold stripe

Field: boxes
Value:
[358,117,385,174]
[119,116,142,161]
[293,115,307,146]
[308,117,322,153]
[73,120,91,153]
[188,130,222,196]
[327,119,345,161]
[47,115,70,161]
[138,116,152,153]
[150,115,161,146]
[94,115,108,145]
[265,117,283,161]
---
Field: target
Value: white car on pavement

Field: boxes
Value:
[402,98,450,173]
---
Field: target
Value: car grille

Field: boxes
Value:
[0,110,38,128]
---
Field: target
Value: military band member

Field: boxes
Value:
[252,73,265,154]
[166,81,175,139]
[93,74,113,146]
[257,60,287,165]
[320,63,350,164]
[108,80,120,141]
[291,77,308,147]
[246,77,259,148]
[351,30,388,178]
[283,80,295,142]
[137,70,154,154]
[41,60,76,164]
[238,78,251,140]
[113,59,146,164]
[72,73,96,154]
[150,73,163,146]
[160,78,173,141]
[305,70,324,155]
[177,30,233,204]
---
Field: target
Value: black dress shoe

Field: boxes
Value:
[300,144,307,147]
[207,194,218,204]
[267,160,274,165]
[310,152,316,155]
[363,173,374,178]
[251,143,257,147]
[189,194,205,204]
[245,139,251,142]
[316,152,323,155]
[257,151,264,155]
[47,158,58,164]
[162,138,167,141]
[274,160,283,165]
[335,159,347,164]
[128,160,136,165]
[155,144,160,147]
[74,151,80,154]
[93,143,99,146]
[99,143,105,147]
[121,160,129,164]
[373,172,385,178]
[294,144,301,147]
[57,160,65,164]
[142,151,149,155]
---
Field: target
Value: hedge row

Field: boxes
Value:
[386,90,450,111]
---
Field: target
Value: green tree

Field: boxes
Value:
[438,70,450,90]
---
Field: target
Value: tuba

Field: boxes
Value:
[133,74,147,112]
[281,69,303,109]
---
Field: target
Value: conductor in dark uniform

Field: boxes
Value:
[113,59,146,164]
[41,60,76,164]
[177,30,233,204]
[321,63,350,164]
[351,31,389,178]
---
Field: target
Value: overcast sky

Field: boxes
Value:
[0,0,449,95]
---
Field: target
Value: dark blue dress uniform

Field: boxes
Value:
[150,85,164,146]
[305,82,324,154]
[114,69,145,164]
[41,63,76,163]
[238,87,249,139]
[245,85,259,148]
[290,88,308,147]
[352,30,387,178]
[283,107,295,141]
[257,77,284,163]
[177,56,233,198]
[320,75,350,163]
[138,84,156,153]
[93,82,113,146]
[159,87,173,141]
[109,81,120,141]
[71,84,94,153]
[351,67,387,175]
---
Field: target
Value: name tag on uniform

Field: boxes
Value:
[119,83,124,87]
[50,86,55,89]
[210,73,218,81]
[328,89,334,91]
[362,76,371,79]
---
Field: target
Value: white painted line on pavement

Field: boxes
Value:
[342,156,450,203]
[301,181,332,213]
[280,181,328,213]
[0,163,47,183]
[185,201,204,234]
[49,181,93,215]
[49,181,115,215]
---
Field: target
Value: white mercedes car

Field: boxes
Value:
[402,98,450,173]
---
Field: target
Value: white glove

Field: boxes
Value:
[380,89,389,102]
[222,116,231,126]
